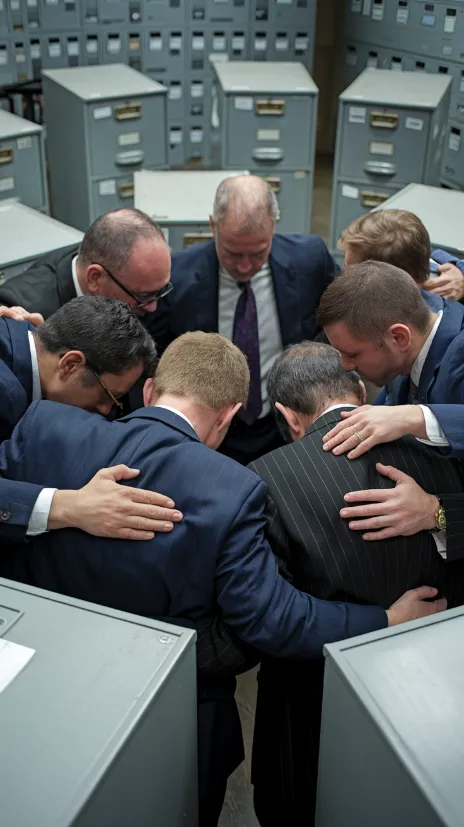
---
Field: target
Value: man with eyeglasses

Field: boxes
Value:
[0,295,182,550]
[151,175,338,465]
[0,207,172,325]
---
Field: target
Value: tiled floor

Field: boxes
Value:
[218,154,335,827]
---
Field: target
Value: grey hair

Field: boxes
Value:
[212,176,279,233]
[77,208,166,275]
[267,342,364,442]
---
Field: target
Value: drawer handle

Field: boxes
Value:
[0,148,13,165]
[252,147,284,162]
[360,191,389,208]
[118,182,135,198]
[116,150,144,166]
[364,160,396,176]
[256,99,285,116]
[114,103,142,120]
[263,176,281,193]
[0,270,5,285]
[183,232,214,248]
[370,112,399,129]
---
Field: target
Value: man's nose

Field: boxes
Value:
[96,401,115,417]
[237,257,252,273]
[142,299,158,314]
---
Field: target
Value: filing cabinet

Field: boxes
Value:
[268,26,314,68]
[134,169,249,250]
[42,64,167,229]
[211,61,318,171]
[0,109,48,212]
[0,40,14,85]
[372,182,464,257]
[0,578,197,827]
[142,26,185,78]
[167,123,186,167]
[269,0,317,27]
[144,0,186,26]
[441,118,464,187]
[187,24,248,74]
[330,179,402,251]
[254,168,314,233]
[0,3,9,38]
[100,28,129,64]
[316,607,464,827]
[81,0,130,26]
[188,0,250,25]
[32,0,82,33]
[0,199,83,283]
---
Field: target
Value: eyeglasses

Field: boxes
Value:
[87,362,124,417]
[99,264,173,309]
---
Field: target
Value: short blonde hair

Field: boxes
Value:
[338,209,431,284]
[153,331,250,409]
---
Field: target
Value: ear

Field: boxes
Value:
[58,350,86,380]
[85,264,105,295]
[358,379,367,405]
[217,402,242,431]
[143,377,155,407]
[209,215,216,235]
[389,323,412,351]
[275,402,299,432]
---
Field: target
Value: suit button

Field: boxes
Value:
[0,510,11,521]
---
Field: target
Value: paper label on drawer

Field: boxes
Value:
[15,51,26,63]
[345,50,358,67]
[293,171,306,179]
[86,39,98,54]
[0,640,35,695]
[276,38,289,51]
[191,128,203,143]
[0,177,14,192]
[169,35,181,50]
[0,50,6,66]
[169,128,182,145]
[10,0,20,7]
[234,96,253,111]
[99,179,116,196]
[192,36,205,50]
[369,141,394,156]
[93,105,112,120]
[30,44,40,59]
[348,106,366,124]
[405,117,423,131]
[295,36,308,51]
[449,131,461,152]
[209,52,228,63]
[191,82,203,98]
[372,6,384,22]
[150,36,162,50]
[107,38,121,53]
[48,42,61,58]
[254,37,267,50]
[257,129,280,141]
[67,40,79,56]
[213,35,226,51]
[17,136,32,150]
[118,131,140,146]
[169,83,182,100]
[232,35,245,50]
[342,184,360,199]
[366,54,378,68]
[444,15,456,34]
[397,7,408,24]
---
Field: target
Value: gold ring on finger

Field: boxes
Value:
[354,428,363,442]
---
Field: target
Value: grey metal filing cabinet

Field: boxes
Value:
[42,64,167,230]
[316,607,464,827]
[0,199,83,285]
[372,182,464,257]
[442,119,464,187]
[0,578,197,827]
[134,169,249,250]
[211,61,318,170]
[329,68,451,253]
[253,169,314,233]
[0,109,48,212]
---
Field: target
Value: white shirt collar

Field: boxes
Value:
[71,255,84,298]
[410,311,443,387]
[318,403,358,419]
[27,331,42,402]
[155,404,196,433]
[219,261,270,287]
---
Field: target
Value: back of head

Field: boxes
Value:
[153,331,250,409]
[37,295,157,375]
[317,261,431,340]
[338,209,431,284]
[77,207,166,274]
[212,175,279,234]
[268,341,364,441]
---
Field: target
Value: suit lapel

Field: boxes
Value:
[56,247,80,306]
[269,239,301,346]
[192,242,219,332]
[418,305,464,399]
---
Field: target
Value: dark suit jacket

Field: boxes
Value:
[249,408,464,821]
[0,401,385,807]
[0,244,79,318]
[376,298,464,456]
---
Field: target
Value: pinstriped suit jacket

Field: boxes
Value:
[249,407,464,820]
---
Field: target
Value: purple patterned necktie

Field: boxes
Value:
[232,281,262,425]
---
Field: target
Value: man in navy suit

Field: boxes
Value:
[0,332,442,826]
[0,296,181,546]
[150,175,338,464]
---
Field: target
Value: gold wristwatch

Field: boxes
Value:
[433,501,447,532]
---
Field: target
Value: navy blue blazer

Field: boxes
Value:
[0,402,385,656]
[149,234,337,353]
[375,298,464,454]
[0,318,44,543]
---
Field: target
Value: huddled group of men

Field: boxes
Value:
[2,174,464,827]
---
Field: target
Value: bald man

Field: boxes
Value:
[0,208,172,323]
[151,175,338,464]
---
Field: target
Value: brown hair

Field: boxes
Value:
[338,209,431,284]
[316,261,432,340]
[153,331,250,409]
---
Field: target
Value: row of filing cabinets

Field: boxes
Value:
[343,0,464,64]
[0,26,315,86]
[0,109,48,212]
[0,0,315,34]
[329,68,452,253]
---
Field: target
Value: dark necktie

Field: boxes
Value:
[232,281,262,425]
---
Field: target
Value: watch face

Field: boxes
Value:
[437,507,447,531]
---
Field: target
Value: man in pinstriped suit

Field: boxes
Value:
[250,341,464,827]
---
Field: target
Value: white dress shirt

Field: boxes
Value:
[71,256,84,298]
[218,262,283,418]
[26,332,57,536]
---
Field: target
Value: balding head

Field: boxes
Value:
[210,175,278,282]
[76,208,171,317]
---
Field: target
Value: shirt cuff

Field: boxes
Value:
[431,529,447,560]
[418,405,450,446]
[26,488,57,536]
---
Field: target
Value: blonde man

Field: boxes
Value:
[0,331,443,827]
